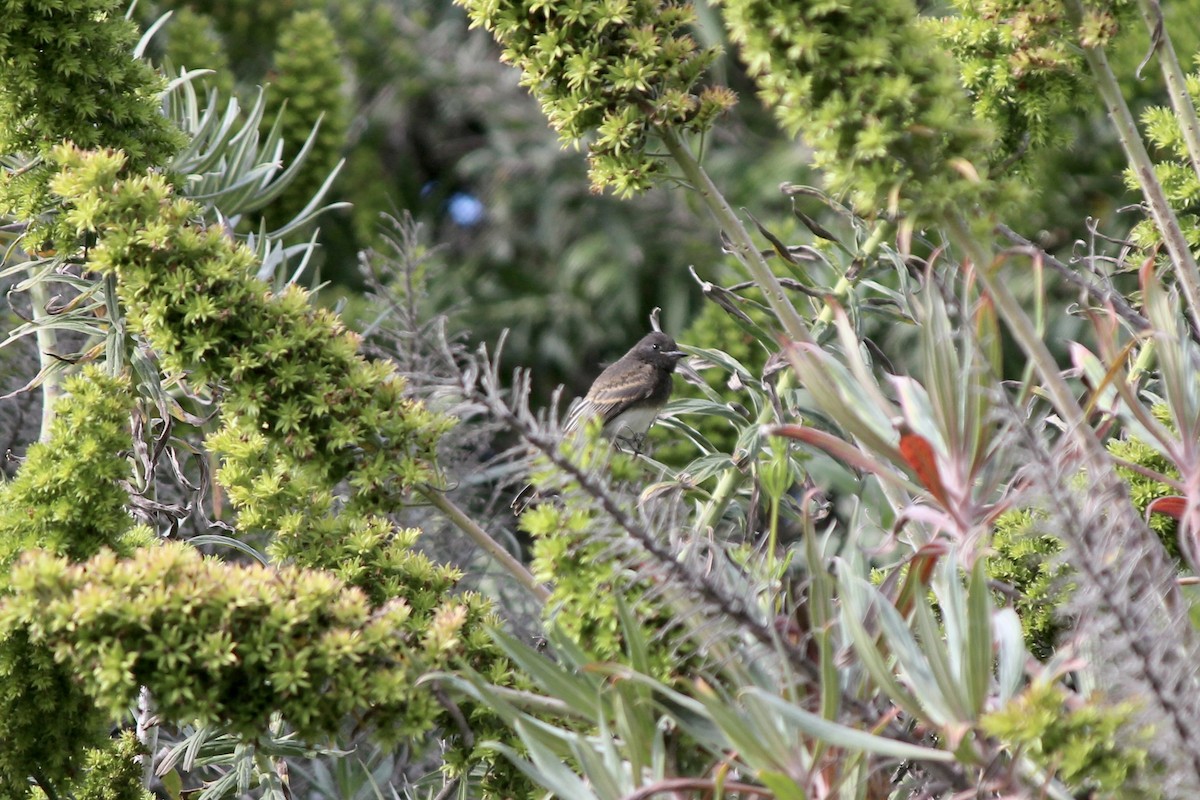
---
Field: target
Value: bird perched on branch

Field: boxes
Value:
[564,331,686,444]
[513,331,686,512]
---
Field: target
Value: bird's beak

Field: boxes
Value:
[666,350,686,360]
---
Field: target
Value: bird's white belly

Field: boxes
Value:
[605,406,660,439]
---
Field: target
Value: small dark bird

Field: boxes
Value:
[513,331,686,512]
[564,331,687,443]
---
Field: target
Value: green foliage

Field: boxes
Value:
[454,0,736,196]
[1109,426,1184,563]
[987,511,1071,661]
[0,370,141,797]
[153,0,320,72]
[59,732,153,800]
[0,0,184,232]
[6,541,484,743]
[261,10,349,227]
[43,145,524,795]
[936,0,1132,165]
[0,631,106,798]
[0,370,140,567]
[936,1,1130,160]
[1127,65,1200,253]
[49,145,451,519]
[655,287,774,465]
[212,430,461,605]
[519,430,691,675]
[982,681,1153,796]
[717,0,1004,223]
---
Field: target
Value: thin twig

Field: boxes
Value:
[431,775,463,800]
[658,128,812,346]
[1064,0,1200,335]
[431,681,476,750]
[28,271,61,441]
[995,224,1160,338]
[1108,452,1185,493]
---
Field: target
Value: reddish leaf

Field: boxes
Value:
[894,542,948,618]
[1138,244,1160,293]
[896,423,951,508]
[1148,496,1187,521]
[768,423,892,476]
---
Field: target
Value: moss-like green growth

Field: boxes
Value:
[454,0,736,196]
[0,370,141,795]
[0,0,184,238]
[1126,65,1200,255]
[49,145,452,535]
[6,541,497,743]
[982,681,1153,797]
[57,732,153,800]
[988,510,1071,661]
[520,429,694,677]
[0,630,106,797]
[0,370,141,567]
[159,7,237,99]
[936,1,1130,162]
[716,0,1006,224]
[43,146,523,794]
[153,0,319,71]
[1110,436,1183,562]
[1108,405,1184,564]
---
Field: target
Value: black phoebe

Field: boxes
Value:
[513,331,685,512]
[564,331,686,443]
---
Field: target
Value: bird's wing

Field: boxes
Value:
[564,362,655,432]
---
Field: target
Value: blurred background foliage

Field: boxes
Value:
[136,0,805,400]
[134,0,1198,400]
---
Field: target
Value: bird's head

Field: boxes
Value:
[635,331,686,371]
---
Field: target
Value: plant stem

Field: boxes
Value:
[621,778,775,800]
[995,224,1153,337]
[31,773,60,800]
[767,493,780,576]
[1135,0,1200,183]
[417,485,550,603]
[813,223,889,333]
[696,370,795,532]
[28,274,60,442]
[1129,337,1156,385]
[658,130,814,531]
[658,128,812,345]
[947,217,1094,445]
[696,465,742,533]
[1065,0,1200,333]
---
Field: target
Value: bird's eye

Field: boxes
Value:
[652,343,659,350]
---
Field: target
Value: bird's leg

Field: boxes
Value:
[608,432,646,455]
